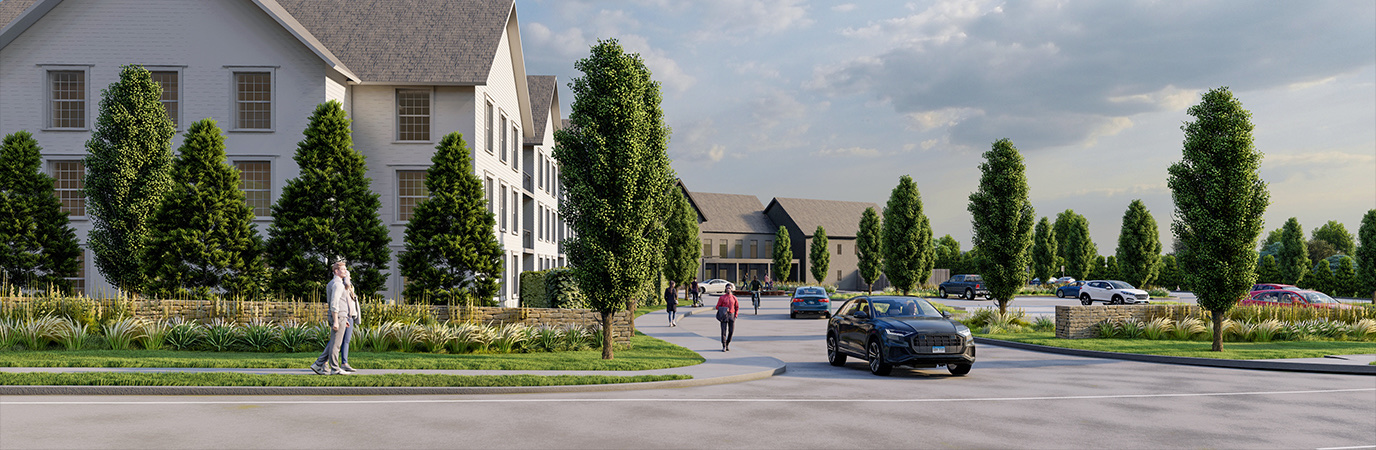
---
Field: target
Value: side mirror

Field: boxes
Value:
[941,311,951,319]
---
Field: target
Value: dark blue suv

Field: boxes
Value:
[938,274,990,300]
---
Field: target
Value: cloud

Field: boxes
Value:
[689,0,813,40]
[672,119,728,163]
[813,147,882,157]
[524,21,696,92]
[1265,151,1376,166]
[832,4,856,13]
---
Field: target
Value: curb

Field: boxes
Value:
[974,337,1376,376]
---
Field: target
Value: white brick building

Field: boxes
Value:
[0,0,569,306]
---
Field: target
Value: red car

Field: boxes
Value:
[1242,289,1355,309]
[1251,283,1299,291]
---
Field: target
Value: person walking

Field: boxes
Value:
[715,283,739,351]
[337,278,361,373]
[690,278,701,307]
[665,281,679,327]
[310,261,352,375]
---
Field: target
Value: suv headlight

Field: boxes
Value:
[956,326,973,338]
[884,329,912,338]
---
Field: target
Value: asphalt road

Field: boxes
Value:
[2,295,1373,449]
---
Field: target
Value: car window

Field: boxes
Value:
[872,298,941,318]
[950,275,963,282]
[838,299,865,316]
[967,275,982,282]
[1109,281,1134,289]
[852,299,869,316]
[1303,292,1337,304]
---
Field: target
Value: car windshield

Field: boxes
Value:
[870,298,942,318]
[966,276,982,282]
[1302,292,1338,304]
[1109,281,1135,289]
[796,287,826,296]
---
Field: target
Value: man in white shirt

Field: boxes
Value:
[310,261,352,375]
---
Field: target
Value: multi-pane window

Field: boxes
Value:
[837,243,843,255]
[396,89,430,141]
[49,71,86,128]
[485,176,494,213]
[499,115,508,163]
[50,161,85,216]
[765,240,773,258]
[235,72,272,129]
[485,101,494,154]
[397,170,427,221]
[751,240,758,259]
[537,154,544,190]
[735,240,743,258]
[65,250,85,296]
[500,184,508,231]
[511,125,519,170]
[234,161,271,217]
[512,191,519,234]
[719,242,728,259]
[703,239,712,257]
[150,71,179,128]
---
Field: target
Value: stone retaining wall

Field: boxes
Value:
[1055,305,1205,339]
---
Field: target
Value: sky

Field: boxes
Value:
[518,0,1376,253]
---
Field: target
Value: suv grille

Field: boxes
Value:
[911,334,961,348]
[1135,294,1149,300]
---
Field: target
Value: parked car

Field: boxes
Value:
[1251,283,1299,292]
[698,279,731,296]
[790,286,831,319]
[1054,276,1077,285]
[1078,280,1150,305]
[938,274,990,300]
[1242,289,1356,309]
[1029,278,1042,286]
[1055,281,1086,298]
[826,296,975,376]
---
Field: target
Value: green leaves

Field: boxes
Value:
[1278,217,1309,285]
[968,139,1034,313]
[663,188,701,285]
[856,207,882,293]
[1115,199,1161,288]
[1054,210,1095,280]
[0,131,81,292]
[882,175,934,294]
[810,226,829,284]
[1356,210,1376,297]
[1032,217,1057,283]
[773,225,792,282]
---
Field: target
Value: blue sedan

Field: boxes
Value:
[1056,281,1086,299]
[790,286,831,319]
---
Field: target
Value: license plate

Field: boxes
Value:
[931,346,946,353]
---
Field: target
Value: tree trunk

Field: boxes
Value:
[601,310,615,360]
[998,298,1008,315]
[1211,313,1224,352]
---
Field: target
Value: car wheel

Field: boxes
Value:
[827,335,846,366]
[867,340,892,376]
[1080,297,1092,306]
[939,287,948,299]
[1112,295,1123,305]
[790,311,797,319]
[1057,290,1065,299]
[947,363,972,376]
[965,289,974,300]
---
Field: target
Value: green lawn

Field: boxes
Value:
[980,332,1376,360]
[0,333,704,371]
[0,372,689,387]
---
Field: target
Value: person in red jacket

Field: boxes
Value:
[715,283,739,351]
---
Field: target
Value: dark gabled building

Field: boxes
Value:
[764,197,888,291]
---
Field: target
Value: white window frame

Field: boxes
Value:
[500,182,508,232]
[395,88,434,143]
[396,170,428,222]
[145,66,185,130]
[231,160,274,219]
[499,113,509,164]
[42,65,92,131]
[511,190,519,235]
[485,175,495,215]
[46,158,87,219]
[226,66,276,132]
[485,99,495,154]
[511,125,520,172]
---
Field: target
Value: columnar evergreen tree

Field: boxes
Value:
[1278,217,1309,285]
[1104,256,1120,281]
[663,187,701,286]
[1356,210,1376,299]
[810,226,829,284]
[1304,260,1334,294]
[856,207,882,294]
[142,119,265,299]
[84,65,176,294]
[1054,210,1096,280]
[882,175,934,294]
[968,139,1035,314]
[1116,199,1161,288]
[1306,239,1338,266]
[399,132,503,304]
[1157,254,1181,290]
[1168,87,1269,352]
[1334,256,1358,298]
[1312,221,1355,256]
[1260,228,1283,250]
[934,235,961,272]
[1031,217,1057,283]
[266,101,392,299]
[0,131,81,292]
[553,40,674,359]
[1087,255,1108,280]
[773,225,792,282]
[1256,254,1281,284]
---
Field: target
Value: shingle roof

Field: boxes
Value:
[765,197,880,238]
[0,0,38,30]
[692,192,777,234]
[276,0,513,84]
[526,75,556,145]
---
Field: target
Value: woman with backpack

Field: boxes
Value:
[664,281,679,327]
[715,283,739,351]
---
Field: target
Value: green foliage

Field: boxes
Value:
[856,207,883,293]
[1104,256,1120,281]
[1260,228,1283,250]
[1300,260,1334,294]
[882,175,935,294]
[519,270,549,308]
[1278,217,1309,285]
[542,268,588,309]
[1157,254,1181,289]
[934,234,961,272]
[1031,217,1057,283]
[663,188,701,285]
[1334,256,1358,298]
[1087,255,1108,280]
[1356,210,1376,297]
[141,119,266,299]
[968,139,1035,313]
[1054,210,1096,280]
[84,65,177,293]
[266,101,392,299]
[0,131,81,292]
[1167,87,1269,351]
[1116,199,1161,288]
[1307,238,1338,267]
[399,132,502,304]
[1255,254,1282,284]
[773,226,792,282]
[1312,220,1355,256]
[810,226,829,284]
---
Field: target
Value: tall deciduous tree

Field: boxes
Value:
[664,187,701,286]
[266,101,392,299]
[1356,210,1376,300]
[856,207,882,294]
[399,132,503,304]
[1116,199,1161,288]
[1054,210,1095,280]
[553,40,674,359]
[969,139,1035,314]
[1278,217,1309,285]
[142,119,265,299]
[0,131,80,292]
[1259,228,1283,250]
[882,175,934,294]
[1031,217,1057,284]
[810,226,829,284]
[1168,87,1269,352]
[934,235,961,272]
[85,65,176,294]
[773,225,792,282]
[1312,221,1355,256]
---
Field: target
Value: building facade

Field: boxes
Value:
[0,0,568,306]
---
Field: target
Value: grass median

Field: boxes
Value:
[0,372,690,387]
[980,331,1376,360]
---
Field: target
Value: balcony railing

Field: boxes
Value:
[523,230,534,249]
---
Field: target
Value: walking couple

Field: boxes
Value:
[310,260,360,375]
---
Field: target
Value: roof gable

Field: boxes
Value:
[525,75,557,145]
[764,197,880,238]
[692,191,776,235]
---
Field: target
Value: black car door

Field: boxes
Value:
[838,299,868,353]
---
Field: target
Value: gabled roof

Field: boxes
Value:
[692,192,777,235]
[525,75,557,146]
[0,0,36,31]
[764,197,880,238]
